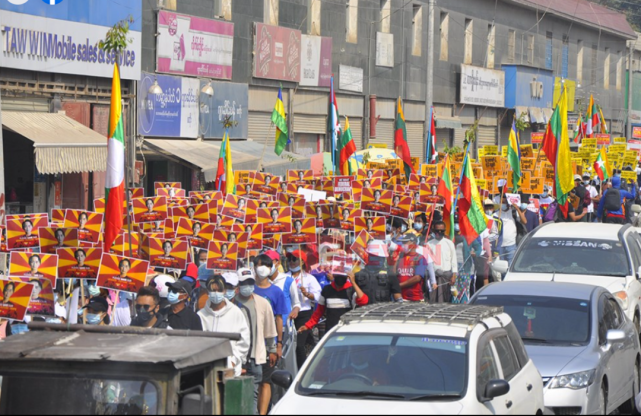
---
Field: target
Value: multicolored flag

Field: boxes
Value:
[542,106,560,169]
[598,106,609,134]
[457,155,489,245]
[104,64,125,251]
[507,119,521,192]
[394,97,415,179]
[338,117,357,175]
[272,86,289,156]
[437,154,454,239]
[215,131,235,195]
[426,107,438,164]
[328,76,342,173]
[586,94,600,137]
[593,147,611,181]
[573,112,587,144]
[553,85,574,217]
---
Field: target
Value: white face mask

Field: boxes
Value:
[255,266,271,279]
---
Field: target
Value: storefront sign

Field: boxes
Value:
[339,65,364,93]
[503,65,554,109]
[299,35,332,87]
[156,11,233,80]
[596,133,611,146]
[531,132,544,144]
[199,81,248,139]
[376,32,394,68]
[460,64,505,108]
[253,23,301,82]
[0,10,141,80]
[138,72,199,138]
[633,126,641,139]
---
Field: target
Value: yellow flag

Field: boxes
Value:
[556,85,574,199]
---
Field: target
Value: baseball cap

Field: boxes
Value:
[237,267,255,284]
[574,174,582,181]
[582,172,591,179]
[365,240,389,257]
[83,296,109,313]
[222,271,239,287]
[288,249,307,264]
[166,280,192,295]
[483,199,496,207]
[264,250,280,262]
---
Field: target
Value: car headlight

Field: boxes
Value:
[548,370,596,390]
[614,291,629,310]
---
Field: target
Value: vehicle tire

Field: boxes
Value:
[599,382,608,416]
[621,359,640,415]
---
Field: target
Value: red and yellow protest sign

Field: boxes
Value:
[253,173,281,196]
[175,218,215,249]
[172,204,210,223]
[257,207,292,235]
[109,231,140,256]
[212,230,249,258]
[9,252,58,282]
[262,233,282,250]
[189,190,221,205]
[338,208,362,232]
[0,279,34,321]
[390,194,412,219]
[350,230,372,263]
[132,196,169,224]
[282,218,317,246]
[207,241,239,271]
[51,209,65,224]
[39,227,79,254]
[352,179,382,202]
[10,277,54,317]
[221,194,248,222]
[97,254,149,294]
[278,193,306,218]
[57,247,102,279]
[154,181,181,190]
[408,174,432,191]
[245,198,279,223]
[7,215,48,250]
[357,169,384,181]
[419,182,443,204]
[361,188,392,214]
[287,170,314,183]
[63,210,104,244]
[140,236,188,270]
[232,224,263,251]
[354,216,385,240]
[156,187,186,199]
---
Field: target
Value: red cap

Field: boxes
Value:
[265,250,280,262]
[186,263,199,279]
[290,250,307,264]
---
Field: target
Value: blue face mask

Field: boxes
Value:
[11,324,28,334]
[520,203,528,211]
[225,289,236,301]
[454,224,460,232]
[167,292,183,305]
[401,225,408,233]
[239,285,254,298]
[413,223,423,231]
[86,313,102,325]
[289,266,301,273]
[209,291,225,305]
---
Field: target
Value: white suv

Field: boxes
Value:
[497,223,641,333]
[270,304,544,415]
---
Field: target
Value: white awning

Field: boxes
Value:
[2,112,107,174]
[515,106,530,123]
[541,108,554,124]
[528,107,545,124]
[144,139,311,183]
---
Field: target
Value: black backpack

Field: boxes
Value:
[604,188,622,212]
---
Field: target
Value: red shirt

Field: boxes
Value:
[397,253,426,301]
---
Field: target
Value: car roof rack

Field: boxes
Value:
[340,303,504,327]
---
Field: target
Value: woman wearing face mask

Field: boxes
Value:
[198,275,250,378]
[81,296,110,326]
[412,213,430,245]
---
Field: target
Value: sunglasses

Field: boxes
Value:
[135,304,155,312]
[435,229,446,233]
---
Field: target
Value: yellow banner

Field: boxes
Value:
[484,145,499,156]
[614,137,627,144]
[621,171,637,181]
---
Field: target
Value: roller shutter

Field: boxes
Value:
[372,120,395,150]
[454,128,466,149]
[248,112,273,145]
[294,114,326,134]
[436,128,452,148]
[406,121,424,160]
[342,117,363,150]
[477,126,497,148]
[1,97,50,112]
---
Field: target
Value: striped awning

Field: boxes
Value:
[2,112,107,174]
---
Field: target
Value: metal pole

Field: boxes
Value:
[0,86,5,226]
[628,42,633,140]
[425,0,435,162]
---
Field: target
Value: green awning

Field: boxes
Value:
[435,116,463,130]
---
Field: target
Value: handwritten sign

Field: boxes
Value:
[481,156,500,173]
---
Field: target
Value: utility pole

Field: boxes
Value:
[0,88,5,226]
[628,41,633,140]
[425,0,435,156]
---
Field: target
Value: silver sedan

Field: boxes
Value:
[470,281,640,415]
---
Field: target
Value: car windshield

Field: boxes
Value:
[473,295,591,345]
[0,375,158,415]
[298,333,468,400]
[512,238,629,277]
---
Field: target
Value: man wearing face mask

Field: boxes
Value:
[413,213,430,245]
[427,221,457,303]
[497,198,520,267]
[261,251,302,330]
[354,240,403,304]
[165,280,203,331]
[234,268,278,416]
[198,275,250,378]
[130,286,169,329]
[397,234,435,302]
[81,296,110,326]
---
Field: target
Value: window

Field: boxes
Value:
[577,40,584,83]
[439,12,449,61]
[591,44,598,87]
[308,0,321,35]
[264,0,279,25]
[527,34,534,65]
[477,342,500,399]
[604,48,610,89]
[346,0,358,43]
[412,5,423,57]
[508,30,516,62]
[626,234,641,272]
[545,32,553,70]
[505,322,529,367]
[214,0,232,20]
[486,24,495,69]
[464,19,473,65]
[617,51,623,90]
[562,35,569,78]
[493,336,520,381]
[380,0,391,33]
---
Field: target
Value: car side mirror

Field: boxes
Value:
[483,380,510,401]
[491,260,509,275]
[606,329,626,344]
[272,370,293,390]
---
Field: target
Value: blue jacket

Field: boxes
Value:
[597,176,637,218]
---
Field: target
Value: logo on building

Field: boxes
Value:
[42,0,64,4]
[7,0,29,5]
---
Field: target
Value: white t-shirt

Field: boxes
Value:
[500,209,517,248]
[586,185,599,213]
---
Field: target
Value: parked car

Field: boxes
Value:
[270,303,545,415]
[494,223,641,333]
[471,281,641,415]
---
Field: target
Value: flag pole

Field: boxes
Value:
[452,139,473,213]
[425,107,433,164]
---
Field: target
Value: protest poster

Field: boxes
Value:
[596,133,611,146]
[282,218,317,246]
[175,218,216,249]
[522,177,545,195]
[521,157,536,172]
[154,181,181,190]
[9,252,58,282]
[221,194,248,222]
[7,214,49,250]
[338,208,362,232]
[39,228,79,254]
[358,169,384,181]
[287,170,314,183]
[361,188,392,214]
[253,173,281,196]
[140,237,189,270]
[333,176,353,198]
[520,144,534,158]
[420,164,439,178]
[257,207,293,235]
[419,182,443,204]
[97,254,150,294]
[232,223,264,251]
[614,137,627,144]
[57,248,102,279]
[109,231,140,256]
[245,198,279,223]
[172,204,210,223]
[207,241,239,271]
[167,198,189,209]
[350,230,372,263]
[390,194,412,219]
[531,132,544,144]
[262,234,282,250]
[51,209,65,224]
[10,277,54,317]
[189,190,221,205]
[0,279,34,321]
[354,216,385,239]
[213,230,250,258]
[278,193,306,218]
[156,187,186,199]
[621,171,637,182]
[481,156,500,173]
[505,193,521,207]
[63,210,104,244]
[408,174,432,191]
[132,196,169,224]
